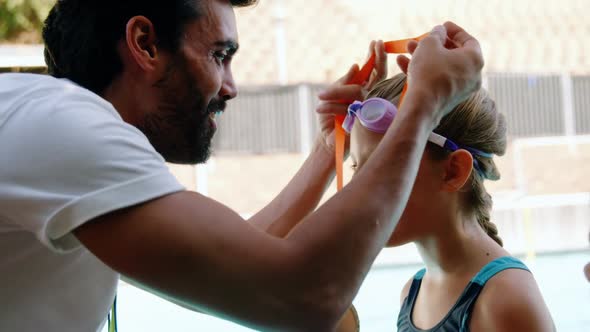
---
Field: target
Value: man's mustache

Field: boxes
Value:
[207,98,227,113]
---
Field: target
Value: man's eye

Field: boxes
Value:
[213,51,228,64]
[351,163,358,172]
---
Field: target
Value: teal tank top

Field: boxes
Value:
[397,256,530,332]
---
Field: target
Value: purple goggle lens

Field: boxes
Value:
[343,98,396,134]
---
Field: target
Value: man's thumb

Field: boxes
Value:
[425,25,447,47]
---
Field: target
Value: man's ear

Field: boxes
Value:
[124,16,160,72]
[441,149,473,192]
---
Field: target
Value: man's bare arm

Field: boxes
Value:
[249,41,388,238]
[247,137,335,237]
[74,89,434,331]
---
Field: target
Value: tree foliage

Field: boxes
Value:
[0,0,54,43]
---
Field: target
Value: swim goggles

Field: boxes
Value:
[334,34,427,191]
[342,97,493,173]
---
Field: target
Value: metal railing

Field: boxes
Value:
[214,73,590,154]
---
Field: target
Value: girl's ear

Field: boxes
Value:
[441,149,473,192]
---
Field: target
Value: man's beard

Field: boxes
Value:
[137,59,226,164]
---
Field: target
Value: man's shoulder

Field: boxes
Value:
[0,73,112,110]
[0,73,120,126]
[0,73,147,158]
[0,73,77,94]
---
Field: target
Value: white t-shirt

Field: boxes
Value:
[0,73,185,332]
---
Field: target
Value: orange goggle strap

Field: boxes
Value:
[334,34,426,191]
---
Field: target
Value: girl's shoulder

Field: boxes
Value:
[469,268,555,331]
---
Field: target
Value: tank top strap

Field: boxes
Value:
[397,268,427,331]
[404,268,426,306]
[471,256,530,286]
[414,268,426,280]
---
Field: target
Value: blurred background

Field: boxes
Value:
[1,0,588,330]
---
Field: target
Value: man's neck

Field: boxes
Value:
[102,75,145,126]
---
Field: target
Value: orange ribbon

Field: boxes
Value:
[334,34,427,191]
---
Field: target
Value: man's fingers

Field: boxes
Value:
[406,40,418,55]
[316,102,350,115]
[365,40,376,63]
[424,25,447,47]
[373,40,388,81]
[444,37,460,50]
[443,21,480,50]
[318,84,365,102]
[465,47,485,71]
[396,55,410,75]
[411,25,445,56]
[366,40,388,89]
[442,21,484,69]
[443,21,470,43]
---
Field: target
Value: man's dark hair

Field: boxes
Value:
[42,0,257,95]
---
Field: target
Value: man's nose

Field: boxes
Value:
[220,71,238,100]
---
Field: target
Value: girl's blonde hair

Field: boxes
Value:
[367,74,507,246]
